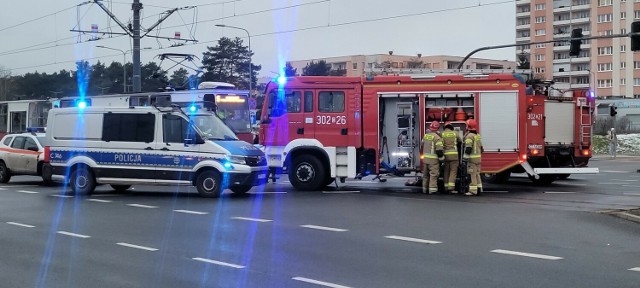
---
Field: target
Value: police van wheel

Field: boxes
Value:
[196,170,222,198]
[111,185,131,192]
[230,185,252,194]
[289,155,325,191]
[0,162,11,183]
[41,163,53,186]
[70,165,96,195]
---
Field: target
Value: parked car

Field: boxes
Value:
[0,128,53,185]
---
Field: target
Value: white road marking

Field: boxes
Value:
[562,183,587,186]
[543,191,576,194]
[482,190,509,193]
[491,249,562,260]
[16,190,39,194]
[0,187,6,190]
[231,216,272,222]
[622,180,639,182]
[599,183,623,185]
[292,277,352,288]
[384,235,442,244]
[87,199,112,203]
[192,257,245,268]
[57,231,91,238]
[90,194,120,197]
[601,170,631,173]
[0,185,39,188]
[116,242,158,251]
[248,191,287,194]
[300,225,348,232]
[6,222,35,228]
[174,209,208,215]
[322,190,360,194]
[622,185,640,189]
[629,267,640,272]
[623,193,640,196]
[127,204,158,209]
[51,194,73,198]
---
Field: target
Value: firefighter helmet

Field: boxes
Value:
[429,121,440,132]
[466,119,478,131]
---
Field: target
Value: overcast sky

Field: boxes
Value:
[0,0,516,78]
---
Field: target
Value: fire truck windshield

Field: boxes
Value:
[215,95,251,134]
[192,114,238,141]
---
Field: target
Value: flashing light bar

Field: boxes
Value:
[216,95,246,103]
[277,75,287,85]
[77,101,87,109]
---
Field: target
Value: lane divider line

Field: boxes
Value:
[17,190,39,194]
[87,199,113,203]
[543,191,576,194]
[384,235,442,244]
[116,242,158,251]
[174,209,208,215]
[231,217,272,222]
[57,231,91,238]
[292,277,352,288]
[248,191,288,194]
[192,257,245,268]
[6,222,35,228]
[491,249,563,260]
[629,267,640,272]
[51,194,73,198]
[482,190,509,193]
[300,225,348,232]
[127,204,158,209]
[322,191,361,194]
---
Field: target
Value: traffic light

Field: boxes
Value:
[631,21,640,51]
[570,28,583,57]
[609,105,618,117]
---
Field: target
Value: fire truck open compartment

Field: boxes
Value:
[378,95,420,172]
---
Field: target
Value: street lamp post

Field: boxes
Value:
[215,24,252,94]
[97,46,151,93]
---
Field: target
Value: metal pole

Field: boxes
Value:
[132,0,142,92]
[215,24,252,93]
[122,51,127,92]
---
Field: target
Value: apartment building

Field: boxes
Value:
[287,54,516,77]
[516,0,640,98]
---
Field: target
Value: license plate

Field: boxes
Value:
[257,173,266,179]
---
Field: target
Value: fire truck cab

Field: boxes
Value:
[259,73,598,191]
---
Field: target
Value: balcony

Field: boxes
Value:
[571,17,590,24]
[516,11,531,17]
[572,83,590,89]
[516,23,531,30]
[516,0,531,4]
[553,4,589,13]
[553,56,591,64]
[553,43,591,51]
[516,36,531,42]
[553,70,591,77]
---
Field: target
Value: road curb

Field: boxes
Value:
[600,209,640,224]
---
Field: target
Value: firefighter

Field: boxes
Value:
[463,119,483,196]
[441,123,459,194]
[421,121,443,194]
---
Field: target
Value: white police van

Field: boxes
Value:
[44,105,268,197]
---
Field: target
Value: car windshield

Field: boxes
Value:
[215,96,251,134]
[192,114,238,141]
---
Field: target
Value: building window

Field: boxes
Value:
[597,14,613,23]
[352,63,357,70]
[599,30,614,36]
[535,29,546,36]
[622,62,627,69]
[621,12,627,19]
[598,0,612,6]
[598,79,613,88]
[635,10,640,19]
[598,46,613,55]
[535,3,545,10]
[536,43,546,48]
[621,78,626,85]
[598,63,613,71]
[634,78,640,86]
[535,16,546,23]
[535,67,545,73]
[535,54,545,61]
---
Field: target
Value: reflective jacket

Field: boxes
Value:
[441,129,459,156]
[463,131,483,159]
[422,132,443,159]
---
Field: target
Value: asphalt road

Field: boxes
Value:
[1,157,639,288]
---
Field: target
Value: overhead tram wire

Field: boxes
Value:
[4,0,514,72]
[0,5,76,33]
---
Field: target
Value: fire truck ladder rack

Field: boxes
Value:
[579,100,593,147]
[365,68,533,78]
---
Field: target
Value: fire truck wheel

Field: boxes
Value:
[481,171,510,184]
[289,155,325,191]
[323,176,334,187]
[0,161,11,183]
[529,174,556,186]
[556,174,570,180]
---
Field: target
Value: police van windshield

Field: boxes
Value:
[214,95,251,134]
[192,114,238,141]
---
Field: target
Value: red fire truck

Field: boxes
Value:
[258,73,598,190]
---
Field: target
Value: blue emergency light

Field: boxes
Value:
[77,101,87,109]
[189,105,197,112]
[26,127,46,133]
[277,75,287,85]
